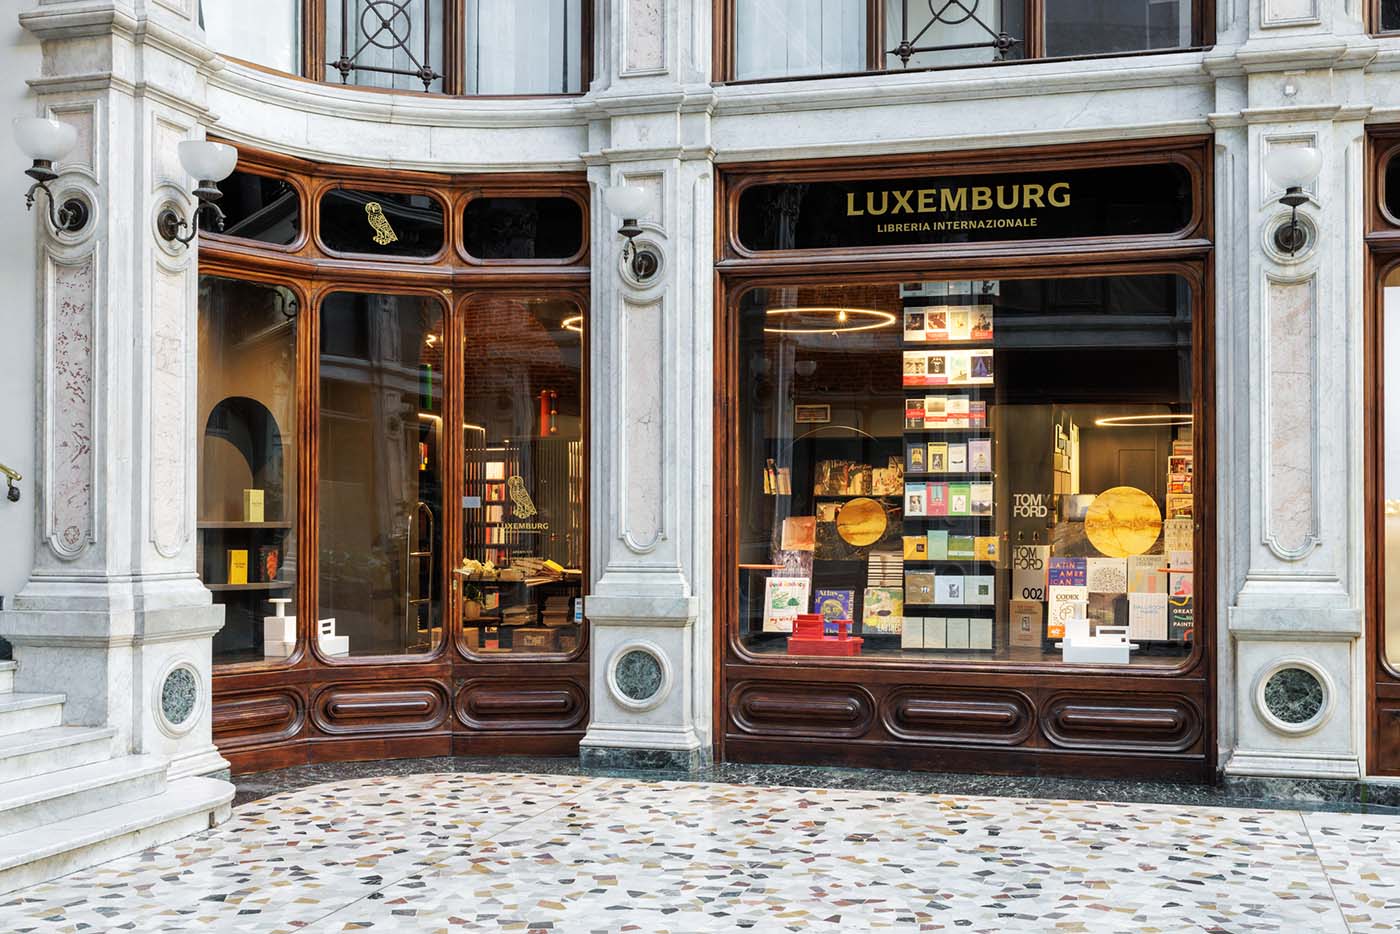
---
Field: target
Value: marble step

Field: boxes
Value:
[0,725,116,783]
[0,755,166,837]
[0,693,64,737]
[0,661,15,695]
[0,774,233,896]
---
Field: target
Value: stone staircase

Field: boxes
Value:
[0,660,233,895]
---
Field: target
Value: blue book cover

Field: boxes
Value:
[1048,556,1087,587]
[812,588,855,634]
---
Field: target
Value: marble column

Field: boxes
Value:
[578,0,717,769]
[0,0,229,779]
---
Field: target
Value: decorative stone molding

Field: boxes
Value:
[1261,273,1320,561]
[623,0,666,75]
[154,659,202,737]
[1253,656,1334,736]
[606,641,673,711]
[1260,0,1321,30]
[44,255,96,561]
[617,296,666,554]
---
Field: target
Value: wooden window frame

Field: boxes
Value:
[712,136,1217,781]
[201,142,593,773]
[713,0,1215,83]
[1369,0,1400,35]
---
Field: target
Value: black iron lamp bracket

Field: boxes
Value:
[158,184,227,248]
[1275,186,1311,255]
[618,219,660,282]
[24,162,89,234]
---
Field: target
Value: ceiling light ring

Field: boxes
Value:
[763,306,897,335]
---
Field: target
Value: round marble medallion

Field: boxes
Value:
[836,497,887,547]
[161,666,198,726]
[1084,486,1163,557]
[1263,667,1324,725]
[615,649,664,702]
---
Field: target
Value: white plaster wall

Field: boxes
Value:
[0,0,40,604]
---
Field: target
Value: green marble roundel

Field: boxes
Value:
[161,667,198,726]
[615,650,663,702]
[1263,667,1323,725]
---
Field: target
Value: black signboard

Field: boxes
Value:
[319,189,445,257]
[736,162,1194,252]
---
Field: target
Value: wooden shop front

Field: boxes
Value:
[714,137,1216,781]
[197,146,590,772]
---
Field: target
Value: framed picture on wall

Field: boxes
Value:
[794,404,831,423]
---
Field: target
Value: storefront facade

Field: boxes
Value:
[0,0,1391,800]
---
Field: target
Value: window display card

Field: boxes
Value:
[946,308,972,342]
[948,535,975,560]
[924,308,949,341]
[862,587,903,634]
[935,575,965,604]
[903,309,928,342]
[945,396,970,428]
[1163,517,1193,552]
[947,483,971,516]
[968,439,992,472]
[927,443,948,472]
[907,443,927,473]
[905,401,925,429]
[763,577,811,633]
[1010,600,1043,647]
[948,444,968,472]
[901,281,946,297]
[927,529,949,560]
[1085,557,1127,593]
[1012,545,1050,602]
[924,395,947,425]
[970,306,994,341]
[1127,554,1167,593]
[1169,571,1193,597]
[966,575,995,605]
[1048,556,1087,587]
[905,572,936,605]
[969,617,994,649]
[970,482,994,516]
[925,351,950,385]
[903,351,930,387]
[904,483,928,518]
[946,617,970,648]
[928,482,949,517]
[901,617,925,649]
[1047,585,1089,639]
[969,349,995,384]
[924,617,948,648]
[945,350,971,385]
[1128,592,1169,641]
[974,536,1000,563]
[1168,595,1194,640]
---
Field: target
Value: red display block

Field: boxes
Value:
[786,613,863,657]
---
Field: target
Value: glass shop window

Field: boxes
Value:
[1043,0,1192,57]
[458,297,585,656]
[319,189,445,258]
[1383,271,1400,669]
[465,0,584,94]
[737,274,1197,666]
[198,276,300,666]
[462,197,586,260]
[734,0,867,81]
[325,0,446,91]
[318,292,445,658]
[204,170,301,246]
[200,0,300,74]
[1383,0,1400,31]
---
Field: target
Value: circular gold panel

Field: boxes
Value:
[836,497,888,547]
[1084,486,1163,557]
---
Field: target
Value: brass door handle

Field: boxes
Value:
[0,462,20,503]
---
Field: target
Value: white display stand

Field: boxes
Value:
[1056,614,1139,665]
[318,618,349,657]
[263,598,295,657]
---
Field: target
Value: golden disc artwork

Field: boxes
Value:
[836,497,887,547]
[1084,486,1163,558]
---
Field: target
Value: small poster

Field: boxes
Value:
[1128,592,1169,641]
[1127,554,1167,593]
[1012,545,1050,602]
[780,516,816,552]
[862,587,903,634]
[763,577,811,633]
[1010,600,1043,647]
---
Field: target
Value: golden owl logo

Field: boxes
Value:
[365,201,398,246]
[507,475,537,519]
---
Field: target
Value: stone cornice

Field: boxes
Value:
[19,2,218,71]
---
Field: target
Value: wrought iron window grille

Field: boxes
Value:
[887,0,1020,67]
[333,0,441,90]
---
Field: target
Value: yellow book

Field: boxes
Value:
[974,536,1000,563]
[227,549,249,585]
[242,489,265,523]
[902,535,928,560]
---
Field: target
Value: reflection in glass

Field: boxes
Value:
[1387,0,1400,31]
[198,277,299,665]
[466,0,583,94]
[199,0,300,74]
[458,297,585,655]
[1384,280,1400,667]
[207,171,300,245]
[734,0,865,80]
[324,0,445,91]
[319,189,445,257]
[882,0,1025,69]
[462,198,585,260]
[737,275,1195,666]
[1044,0,1192,57]
[319,292,444,657]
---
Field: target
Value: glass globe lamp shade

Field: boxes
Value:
[12,117,78,162]
[177,140,238,183]
[1263,147,1322,191]
[603,185,653,220]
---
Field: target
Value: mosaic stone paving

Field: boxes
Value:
[1,771,1397,932]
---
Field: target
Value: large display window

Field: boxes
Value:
[197,145,590,771]
[718,139,1212,780]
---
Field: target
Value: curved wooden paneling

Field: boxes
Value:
[882,687,1035,746]
[455,678,587,731]
[728,681,875,739]
[212,688,306,749]
[310,681,450,735]
[1041,692,1202,753]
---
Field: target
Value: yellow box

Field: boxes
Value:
[242,489,265,523]
[227,549,249,585]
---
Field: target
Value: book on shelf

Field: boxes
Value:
[903,309,927,342]
[924,395,946,426]
[970,306,994,341]
[946,308,971,342]
[946,617,971,649]
[1127,554,1168,593]
[947,483,970,516]
[1163,517,1193,552]
[948,535,975,560]
[970,401,987,428]
[903,535,928,560]
[924,307,948,341]
[242,489,265,523]
[973,535,1000,563]
[1085,557,1128,594]
[812,588,855,630]
[1046,585,1089,639]
[1169,571,1193,597]
[862,587,903,634]
[904,483,928,518]
[934,574,964,604]
[927,482,949,516]
[946,396,970,429]
[968,439,992,472]
[1011,545,1050,602]
[948,443,967,473]
[227,549,249,586]
[968,349,994,384]
[781,516,816,552]
[905,401,925,429]
[867,552,903,587]
[926,529,949,560]
[906,443,927,472]
[256,546,279,583]
[1009,600,1043,647]
[1128,592,1169,641]
[970,482,993,516]
[927,443,948,472]
[966,575,995,605]
[1165,493,1193,519]
[1048,556,1087,587]
[762,577,810,633]
[1168,595,1194,640]
[905,572,936,605]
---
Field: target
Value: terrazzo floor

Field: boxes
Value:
[2,771,1398,932]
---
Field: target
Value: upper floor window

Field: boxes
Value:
[725,0,1203,81]
[200,0,587,95]
[1382,0,1400,32]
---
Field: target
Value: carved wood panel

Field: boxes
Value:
[881,687,1035,746]
[455,678,588,731]
[728,680,877,739]
[310,680,451,735]
[212,687,306,749]
[1040,691,1203,753]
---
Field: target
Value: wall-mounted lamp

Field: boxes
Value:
[157,140,238,247]
[12,117,89,234]
[1263,146,1322,255]
[603,185,660,283]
